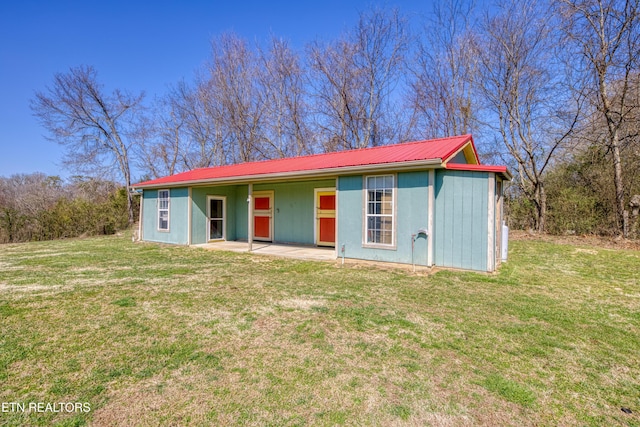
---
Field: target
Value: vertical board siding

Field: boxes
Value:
[254,179,335,245]
[434,170,488,271]
[235,185,249,241]
[398,171,429,265]
[337,171,429,265]
[142,188,189,245]
[140,171,495,272]
[337,175,363,255]
[190,186,239,245]
[189,180,337,246]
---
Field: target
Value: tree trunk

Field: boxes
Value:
[537,183,546,233]
[120,155,134,226]
[126,187,134,226]
[611,135,628,237]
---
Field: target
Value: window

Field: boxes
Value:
[365,175,394,246]
[158,189,169,231]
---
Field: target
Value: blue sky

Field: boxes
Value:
[0,0,434,180]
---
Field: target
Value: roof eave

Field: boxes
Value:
[444,163,513,180]
[132,159,443,189]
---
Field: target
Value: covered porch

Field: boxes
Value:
[193,240,337,261]
[188,178,337,248]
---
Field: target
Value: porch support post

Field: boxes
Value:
[247,183,253,252]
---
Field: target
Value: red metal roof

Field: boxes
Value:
[134,134,491,188]
[445,163,512,179]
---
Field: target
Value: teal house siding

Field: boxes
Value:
[433,170,488,271]
[337,171,430,265]
[142,188,189,244]
[255,179,335,245]
[186,179,335,245]
[139,170,498,272]
[336,175,362,256]
[234,185,249,241]
[398,171,429,266]
[191,185,240,244]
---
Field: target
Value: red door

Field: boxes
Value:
[253,192,273,241]
[316,190,336,247]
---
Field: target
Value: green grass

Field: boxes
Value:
[0,233,639,426]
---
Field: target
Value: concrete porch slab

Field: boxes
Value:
[193,241,337,261]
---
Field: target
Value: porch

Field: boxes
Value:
[194,240,337,261]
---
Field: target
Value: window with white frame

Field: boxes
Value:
[158,189,170,231]
[365,175,394,246]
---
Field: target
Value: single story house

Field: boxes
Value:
[132,134,511,272]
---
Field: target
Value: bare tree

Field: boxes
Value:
[308,38,362,151]
[409,0,478,139]
[258,37,314,158]
[135,97,183,179]
[558,0,640,237]
[207,33,265,163]
[143,34,311,175]
[141,58,243,178]
[31,65,142,224]
[308,7,410,151]
[175,78,230,168]
[473,0,580,232]
[136,83,219,179]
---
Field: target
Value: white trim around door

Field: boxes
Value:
[252,190,274,242]
[314,187,337,247]
[207,195,226,241]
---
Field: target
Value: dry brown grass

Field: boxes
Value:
[0,234,638,426]
[510,229,640,250]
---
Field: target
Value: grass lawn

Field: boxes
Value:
[0,233,639,426]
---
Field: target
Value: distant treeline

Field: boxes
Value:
[507,146,640,238]
[0,174,137,243]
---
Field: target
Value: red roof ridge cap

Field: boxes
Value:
[359,134,473,151]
